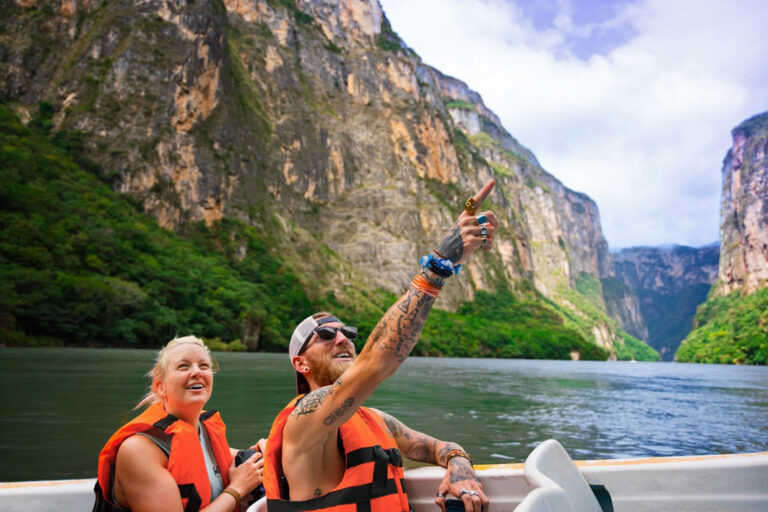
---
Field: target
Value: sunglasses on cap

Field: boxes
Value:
[298,326,358,355]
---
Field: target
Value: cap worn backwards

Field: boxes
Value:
[289,313,341,394]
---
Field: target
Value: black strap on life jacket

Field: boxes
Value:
[347,445,403,497]
[152,413,178,431]
[92,481,129,512]
[268,445,406,512]
[267,478,407,512]
[178,483,203,512]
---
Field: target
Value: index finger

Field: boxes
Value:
[471,180,495,208]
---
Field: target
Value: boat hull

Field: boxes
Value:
[2,452,767,511]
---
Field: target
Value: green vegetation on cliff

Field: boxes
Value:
[1,102,622,360]
[0,102,314,350]
[420,289,608,360]
[552,273,660,361]
[675,287,768,364]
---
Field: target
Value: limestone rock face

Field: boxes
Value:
[0,0,645,355]
[613,244,719,360]
[718,112,768,295]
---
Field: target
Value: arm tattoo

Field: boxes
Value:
[373,288,434,361]
[322,397,354,426]
[291,387,329,418]
[448,459,477,483]
[407,434,438,464]
[435,224,464,264]
[439,441,478,483]
[380,412,438,464]
[381,413,405,438]
[291,377,347,419]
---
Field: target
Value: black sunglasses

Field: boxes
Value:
[315,326,357,341]
[298,326,358,355]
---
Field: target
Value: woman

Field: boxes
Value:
[94,336,264,512]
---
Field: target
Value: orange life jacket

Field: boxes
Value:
[264,396,410,512]
[93,402,233,512]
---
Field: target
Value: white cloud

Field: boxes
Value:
[378,0,768,248]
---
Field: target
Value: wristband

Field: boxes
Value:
[421,268,446,288]
[445,449,473,467]
[411,274,441,298]
[222,487,241,505]
[420,253,461,277]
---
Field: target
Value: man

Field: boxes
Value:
[264,181,498,512]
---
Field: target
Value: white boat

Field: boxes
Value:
[2,440,767,511]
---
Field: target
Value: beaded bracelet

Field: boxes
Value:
[420,253,461,277]
[411,274,441,298]
[445,449,473,467]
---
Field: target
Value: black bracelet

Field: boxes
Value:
[427,259,453,278]
[421,269,446,288]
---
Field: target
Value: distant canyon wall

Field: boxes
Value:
[612,245,719,360]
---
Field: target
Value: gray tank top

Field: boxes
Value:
[198,422,225,499]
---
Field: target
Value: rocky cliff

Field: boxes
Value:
[612,244,719,360]
[675,112,768,364]
[717,112,768,295]
[0,0,654,358]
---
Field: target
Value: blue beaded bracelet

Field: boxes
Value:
[419,254,461,276]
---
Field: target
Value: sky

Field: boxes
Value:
[377,0,768,249]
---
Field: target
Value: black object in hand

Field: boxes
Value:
[235,448,258,466]
[445,498,465,512]
[234,449,265,501]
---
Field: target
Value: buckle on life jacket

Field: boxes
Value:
[371,445,401,496]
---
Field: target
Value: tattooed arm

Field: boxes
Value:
[285,181,498,440]
[372,410,489,512]
[282,181,497,500]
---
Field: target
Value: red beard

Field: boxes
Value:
[305,350,354,388]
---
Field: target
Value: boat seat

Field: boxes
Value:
[245,496,267,512]
[514,486,575,512]
[518,439,603,512]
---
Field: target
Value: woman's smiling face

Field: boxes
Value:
[155,343,214,417]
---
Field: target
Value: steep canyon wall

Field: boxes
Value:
[676,112,768,364]
[0,0,652,356]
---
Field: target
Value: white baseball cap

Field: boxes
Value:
[289,313,340,394]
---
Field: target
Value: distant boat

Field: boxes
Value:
[2,440,767,511]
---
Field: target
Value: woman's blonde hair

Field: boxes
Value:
[134,336,219,409]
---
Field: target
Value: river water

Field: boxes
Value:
[1,348,766,482]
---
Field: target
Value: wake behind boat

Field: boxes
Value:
[3,440,767,511]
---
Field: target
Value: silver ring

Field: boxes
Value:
[481,234,487,247]
[476,214,487,225]
[460,489,470,496]
[470,491,479,496]
[437,491,447,497]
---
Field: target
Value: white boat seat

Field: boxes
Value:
[245,496,268,512]
[514,486,575,512]
[518,439,603,512]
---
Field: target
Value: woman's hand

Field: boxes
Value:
[250,438,267,454]
[226,450,264,498]
[435,180,499,265]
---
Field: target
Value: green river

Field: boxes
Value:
[1,348,767,482]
